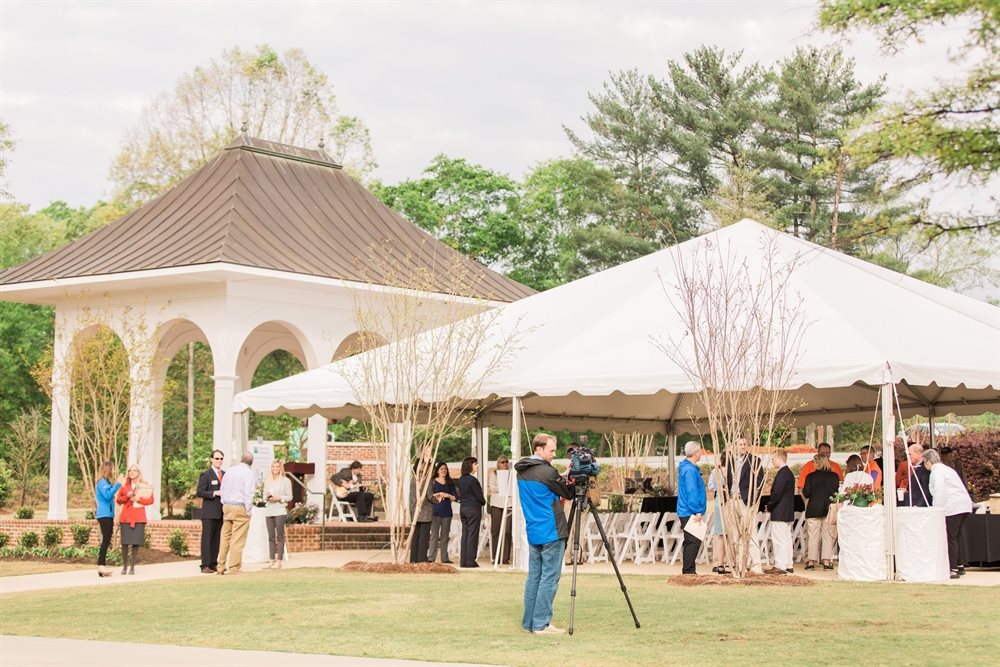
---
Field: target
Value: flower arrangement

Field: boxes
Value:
[287,502,320,524]
[252,483,267,508]
[831,484,882,507]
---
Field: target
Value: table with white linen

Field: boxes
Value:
[895,506,949,582]
[243,506,272,563]
[838,504,886,581]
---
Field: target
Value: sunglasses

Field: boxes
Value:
[212,456,224,460]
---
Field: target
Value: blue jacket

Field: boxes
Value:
[95,478,121,519]
[676,459,706,518]
[514,457,572,545]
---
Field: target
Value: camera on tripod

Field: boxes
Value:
[567,436,600,494]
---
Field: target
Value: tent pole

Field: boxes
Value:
[666,423,677,493]
[510,397,526,571]
[881,375,897,580]
[927,406,936,450]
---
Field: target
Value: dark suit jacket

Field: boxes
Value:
[455,474,486,517]
[904,465,933,507]
[728,454,765,503]
[767,466,795,522]
[196,467,225,520]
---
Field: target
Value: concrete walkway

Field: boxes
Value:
[1,549,997,595]
[0,636,506,667]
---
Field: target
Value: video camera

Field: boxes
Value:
[567,435,600,493]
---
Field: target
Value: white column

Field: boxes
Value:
[510,397,527,571]
[881,372,897,580]
[307,414,327,499]
[212,376,238,464]
[47,355,71,520]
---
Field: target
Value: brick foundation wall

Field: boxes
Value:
[0,519,387,553]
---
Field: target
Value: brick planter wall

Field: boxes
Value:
[0,519,388,553]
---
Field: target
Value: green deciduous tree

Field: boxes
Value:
[819,0,999,238]
[110,44,376,206]
[373,155,524,269]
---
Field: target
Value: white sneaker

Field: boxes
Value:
[535,624,565,635]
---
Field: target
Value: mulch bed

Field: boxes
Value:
[669,572,815,587]
[340,561,459,574]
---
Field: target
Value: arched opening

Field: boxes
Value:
[332,329,387,361]
[156,318,214,518]
[237,321,315,462]
[53,324,132,511]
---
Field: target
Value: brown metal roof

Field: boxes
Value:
[0,135,534,302]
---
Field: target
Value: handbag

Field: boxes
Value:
[826,501,841,526]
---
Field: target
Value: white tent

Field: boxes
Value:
[234,219,999,578]
[233,219,1000,429]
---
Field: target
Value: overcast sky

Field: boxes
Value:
[0,0,984,212]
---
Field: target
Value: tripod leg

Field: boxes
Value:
[588,499,641,629]
[567,496,584,635]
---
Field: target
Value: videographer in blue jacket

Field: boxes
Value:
[677,441,707,575]
[514,433,573,635]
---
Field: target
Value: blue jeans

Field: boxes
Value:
[522,539,565,631]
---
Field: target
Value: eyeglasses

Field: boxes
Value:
[212,456,224,460]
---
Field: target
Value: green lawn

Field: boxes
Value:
[1,569,997,666]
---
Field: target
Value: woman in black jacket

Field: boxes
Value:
[802,455,841,571]
[455,457,486,568]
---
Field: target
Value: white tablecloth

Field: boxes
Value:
[838,504,886,581]
[243,507,271,563]
[896,506,949,582]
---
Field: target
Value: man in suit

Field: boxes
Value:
[195,449,226,573]
[766,449,795,574]
[728,437,765,573]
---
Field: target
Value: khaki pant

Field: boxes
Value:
[806,517,835,562]
[217,504,250,572]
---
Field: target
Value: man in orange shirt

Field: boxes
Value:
[796,443,844,490]
[859,446,883,488]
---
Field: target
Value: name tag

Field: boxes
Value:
[211,480,219,485]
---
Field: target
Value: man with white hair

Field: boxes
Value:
[923,449,973,579]
[895,443,932,507]
[677,441,707,575]
[217,450,256,575]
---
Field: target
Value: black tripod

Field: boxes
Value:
[565,483,641,635]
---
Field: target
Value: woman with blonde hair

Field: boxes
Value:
[115,464,153,575]
[94,461,123,577]
[801,454,840,571]
[263,460,293,569]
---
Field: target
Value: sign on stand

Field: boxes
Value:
[250,441,275,485]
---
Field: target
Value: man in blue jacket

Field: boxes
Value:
[677,441,707,574]
[515,433,573,635]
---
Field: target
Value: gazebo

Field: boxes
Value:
[0,134,532,519]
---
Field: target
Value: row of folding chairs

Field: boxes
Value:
[571,510,825,566]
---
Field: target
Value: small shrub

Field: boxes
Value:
[168,529,189,556]
[9,545,27,558]
[56,546,87,559]
[70,524,92,547]
[0,545,12,557]
[15,506,35,520]
[143,529,152,549]
[287,502,320,524]
[183,501,196,520]
[42,526,64,549]
[19,531,39,548]
[0,532,8,548]
[30,546,49,558]
[84,509,96,520]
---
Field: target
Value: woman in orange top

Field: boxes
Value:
[116,464,154,575]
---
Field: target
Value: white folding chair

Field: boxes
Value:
[327,485,357,523]
[629,512,660,564]
[582,511,608,563]
[614,512,643,564]
[660,512,685,565]
[696,509,715,563]
[755,511,772,563]
[791,511,807,563]
[607,512,637,563]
